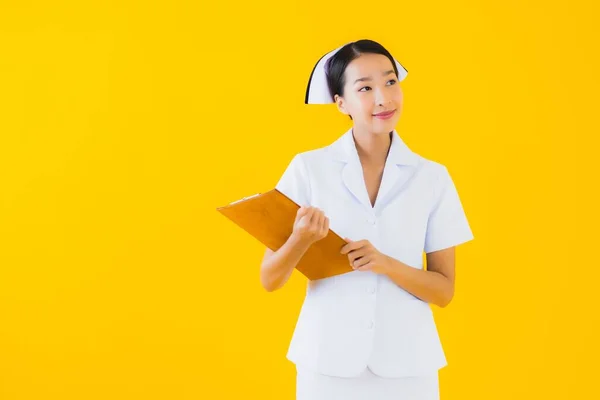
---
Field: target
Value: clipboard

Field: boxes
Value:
[216,189,353,280]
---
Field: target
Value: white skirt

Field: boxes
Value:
[296,366,439,400]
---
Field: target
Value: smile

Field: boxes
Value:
[373,110,396,119]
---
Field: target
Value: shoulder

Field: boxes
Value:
[275,143,337,206]
[287,145,333,171]
[402,151,459,206]
[410,151,452,187]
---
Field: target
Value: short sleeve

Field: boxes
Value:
[275,154,311,207]
[424,166,474,253]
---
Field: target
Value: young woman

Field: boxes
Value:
[260,39,474,400]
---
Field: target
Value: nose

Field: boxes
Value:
[374,87,392,106]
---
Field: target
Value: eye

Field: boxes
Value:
[359,80,397,92]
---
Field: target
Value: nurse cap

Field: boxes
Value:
[304,42,408,104]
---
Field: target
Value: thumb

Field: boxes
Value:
[296,205,307,217]
[344,237,353,243]
[294,208,302,223]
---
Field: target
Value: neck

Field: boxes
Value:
[351,126,392,166]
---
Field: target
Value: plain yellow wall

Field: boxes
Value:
[1,1,599,399]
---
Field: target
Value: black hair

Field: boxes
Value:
[325,39,402,120]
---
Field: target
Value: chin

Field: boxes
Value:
[373,118,399,130]
[370,126,397,136]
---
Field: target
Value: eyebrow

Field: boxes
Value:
[353,70,396,84]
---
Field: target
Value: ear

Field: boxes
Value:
[334,94,349,116]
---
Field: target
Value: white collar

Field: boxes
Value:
[326,127,420,166]
[324,127,421,211]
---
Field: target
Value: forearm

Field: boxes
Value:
[260,234,311,292]
[383,256,454,308]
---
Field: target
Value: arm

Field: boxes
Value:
[341,239,456,308]
[385,166,469,307]
[382,247,456,308]
[260,206,329,292]
[342,166,472,306]
[259,234,312,292]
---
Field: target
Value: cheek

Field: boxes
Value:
[358,96,374,115]
[347,96,371,117]
[394,88,403,105]
[392,92,403,115]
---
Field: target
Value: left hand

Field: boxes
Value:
[340,238,391,274]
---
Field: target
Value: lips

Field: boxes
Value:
[373,110,396,119]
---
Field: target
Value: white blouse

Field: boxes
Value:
[275,127,474,378]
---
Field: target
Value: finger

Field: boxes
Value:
[356,261,375,271]
[303,207,315,224]
[322,217,330,237]
[310,208,320,232]
[340,237,352,253]
[348,248,367,265]
[352,255,370,270]
[355,255,371,268]
[341,240,364,255]
[315,211,325,233]
[307,207,319,226]
[295,206,308,222]
[358,240,370,248]
[351,256,366,269]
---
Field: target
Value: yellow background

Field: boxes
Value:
[1,1,598,399]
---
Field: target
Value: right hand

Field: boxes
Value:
[291,206,329,246]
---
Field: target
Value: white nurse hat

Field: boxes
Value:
[304,43,408,104]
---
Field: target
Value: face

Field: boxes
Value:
[334,53,403,134]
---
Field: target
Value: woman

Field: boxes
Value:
[260,39,474,400]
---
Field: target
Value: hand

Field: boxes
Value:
[340,238,391,274]
[291,206,329,247]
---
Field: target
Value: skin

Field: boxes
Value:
[260,53,456,308]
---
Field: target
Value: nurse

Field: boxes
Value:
[259,39,474,400]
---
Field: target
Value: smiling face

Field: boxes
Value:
[334,53,403,134]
